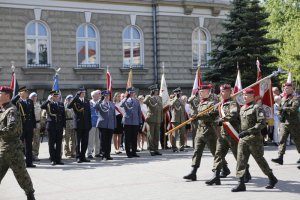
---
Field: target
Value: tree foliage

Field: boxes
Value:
[204,0,278,86]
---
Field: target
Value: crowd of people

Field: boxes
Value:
[0,81,299,199]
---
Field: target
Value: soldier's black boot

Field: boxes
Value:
[26,191,36,200]
[183,167,197,181]
[244,166,252,183]
[220,164,231,178]
[205,170,221,185]
[231,177,246,192]
[271,154,283,165]
[297,158,300,164]
[265,173,278,189]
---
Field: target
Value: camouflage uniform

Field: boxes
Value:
[187,95,199,148]
[0,102,35,195]
[32,102,42,159]
[64,105,76,157]
[277,95,300,156]
[191,99,218,168]
[236,102,273,178]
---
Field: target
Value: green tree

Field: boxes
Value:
[205,0,278,86]
[265,0,300,87]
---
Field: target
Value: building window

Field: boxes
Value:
[76,23,99,68]
[122,26,144,68]
[192,28,211,68]
[25,21,51,67]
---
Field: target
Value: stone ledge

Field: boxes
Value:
[73,67,104,75]
[21,67,56,75]
[119,68,149,75]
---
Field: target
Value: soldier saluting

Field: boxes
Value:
[41,91,66,166]
[0,86,36,200]
[143,84,163,156]
[232,88,277,192]
[12,86,36,168]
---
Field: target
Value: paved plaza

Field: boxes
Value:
[0,140,300,200]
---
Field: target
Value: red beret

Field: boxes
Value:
[285,82,292,87]
[220,84,231,90]
[199,84,212,90]
[0,86,13,93]
[243,88,254,94]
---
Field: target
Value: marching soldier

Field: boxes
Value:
[188,90,200,148]
[170,88,186,152]
[120,87,142,158]
[12,86,36,168]
[41,91,66,165]
[96,90,116,160]
[67,87,92,163]
[205,84,251,185]
[271,82,300,166]
[29,92,42,161]
[232,88,277,192]
[64,95,76,158]
[0,86,36,200]
[183,84,218,181]
[143,84,163,156]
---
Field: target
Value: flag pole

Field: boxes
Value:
[165,68,284,135]
[162,62,167,149]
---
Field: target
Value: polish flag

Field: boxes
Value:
[192,67,202,95]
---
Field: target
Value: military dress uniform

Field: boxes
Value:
[67,88,92,163]
[143,85,163,156]
[170,88,186,151]
[120,87,142,158]
[41,91,66,165]
[96,90,116,160]
[183,84,218,181]
[272,83,300,165]
[0,86,35,200]
[12,86,36,167]
[232,88,277,192]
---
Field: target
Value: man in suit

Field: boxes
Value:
[144,84,163,156]
[12,86,36,168]
[170,87,186,152]
[96,90,116,160]
[41,91,66,165]
[67,87,92,163]
[120,87,142,158]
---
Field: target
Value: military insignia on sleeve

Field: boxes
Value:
[10,116,15,121]
[259,112,264,117]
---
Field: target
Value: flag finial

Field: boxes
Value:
[55,67,61,75]
[107,65,109,72]
[162,62,165,74]
[11,61,15,72]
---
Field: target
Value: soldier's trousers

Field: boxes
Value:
[191,121,197,148]
[236,134,272,178]
[278,123,300,155]
[171,122,185,149]
[213,133,238,171]
[64,128,76,156]
[0,148,34,194]
[148,122,160,151]
[48,128,63,162]
[192,126,217,168]
[32,126,41,158]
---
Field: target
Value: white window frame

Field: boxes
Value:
[76,23,100,67]
[122,25,144,68]
[192,27,211,68]
[25,20,51,67]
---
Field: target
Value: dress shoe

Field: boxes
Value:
[150,151,156,156]
[87,155,93,159]
[51,161,56,166]
[154,151,162,155]
[76,158,82,163]
[265,173,278,189]
[26,164,36,168]
[81,158,91,162]
[56,161,64,165]
[172,147,178,152]
[104,156,113,160]
[132,154,140,157]
[26,191,36,200]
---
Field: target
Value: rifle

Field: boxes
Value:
[165,68,283,135]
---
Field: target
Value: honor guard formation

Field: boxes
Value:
[0,80,299,200]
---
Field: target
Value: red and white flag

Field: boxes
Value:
[10,71,19,98]
[159,73,170,109]
[192,66,202,95]
[106,69,112,101]
[287,71,292,84]
[233,66,244,105]
[126,68,133,89]
[256,59,262,81]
